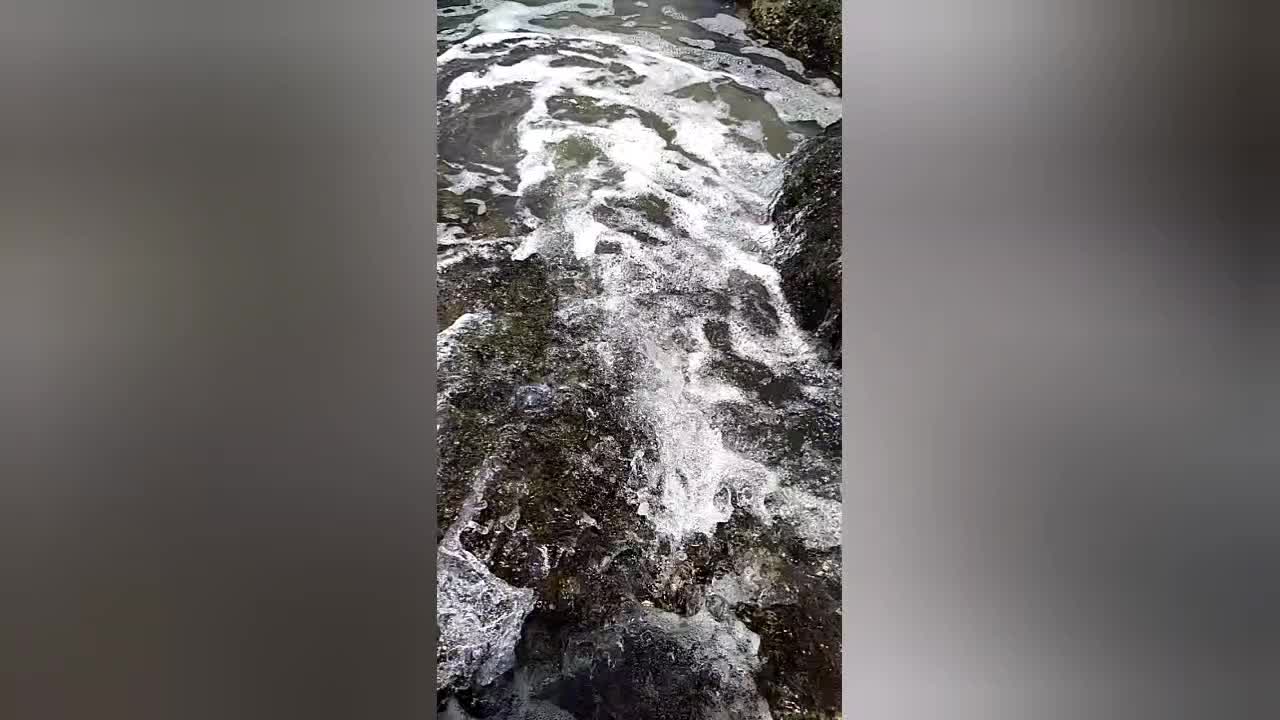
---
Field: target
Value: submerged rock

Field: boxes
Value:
[747,0,842,83]
[770,119,842,366]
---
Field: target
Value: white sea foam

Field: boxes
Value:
[692,13,749,42]
[660,5,689,21]
[443,166,519,196]
[679,36,716,49]
[810,77,841,96]
[588,28,842,125]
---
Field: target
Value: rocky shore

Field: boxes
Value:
[747,0,842,84]
[436,8,845,720]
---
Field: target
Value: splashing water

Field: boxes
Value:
[435,2,842,716]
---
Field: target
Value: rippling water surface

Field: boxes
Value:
[436,3,842,718]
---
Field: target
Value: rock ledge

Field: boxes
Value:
[770,119,841,366]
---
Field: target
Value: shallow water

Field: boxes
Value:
[436,3,842,718]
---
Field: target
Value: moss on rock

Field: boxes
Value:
[748,0,842,82]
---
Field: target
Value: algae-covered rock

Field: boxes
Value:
[770,120,841,366]
[748,0,842,82]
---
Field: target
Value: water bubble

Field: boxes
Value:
[513,383,554,414]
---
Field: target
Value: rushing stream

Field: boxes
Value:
[436,2,842,718]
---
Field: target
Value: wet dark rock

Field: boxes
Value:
[672,82,719,104]
[703,319,734,351]
[552,136,605,170]
[513,384,555,415]
[437,83,536,170]
[705,350,807,407]
[704,511,843,720]
[436,255,561,538]
[743,593,840,718]
[747,0,842,82]
[438,190,518,239]
[469,35,550,55]
[552,91,703,165]
[629,108,678,146]
[546,94,633,126]
[564,39,625,58]
[584,63,646,88]
[495,43,556,68]
[520,179,558,221]
[547,55,609,69]
[538,604,771,720]
[731,270,781,336]
[437,241,664,637]
[770,119,841,366]
[614,193,673,227]
[590,196,683,247]
[711,400,841,501]
[653,558,709,617]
